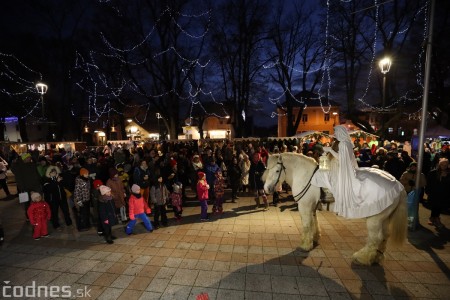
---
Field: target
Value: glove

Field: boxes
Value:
[408,180,415,187]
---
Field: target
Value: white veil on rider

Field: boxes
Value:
[332,126,362,218]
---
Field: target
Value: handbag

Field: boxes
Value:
[19,192,29,203]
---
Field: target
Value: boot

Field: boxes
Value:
[255,197,260,208]
[105,233,114,244]
[263,196,269,210]
[434,217,444,228]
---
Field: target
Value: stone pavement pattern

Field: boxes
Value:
[0,186,449,299]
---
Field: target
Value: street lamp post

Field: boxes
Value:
[35,82,48,151]
[378,57,392,139]
[156,113,162,140]
[35,82,48,119]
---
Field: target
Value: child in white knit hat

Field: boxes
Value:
[27,192,51,240]
[98,185,118,244]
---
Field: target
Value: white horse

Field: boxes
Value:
[263,152,408,265]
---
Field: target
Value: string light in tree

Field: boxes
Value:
[73,3,214,128]
[0,52,44,119]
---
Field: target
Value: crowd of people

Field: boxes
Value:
[0,135,449,244]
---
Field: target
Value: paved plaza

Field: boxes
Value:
[0,183,449,299]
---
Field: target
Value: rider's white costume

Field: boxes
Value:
[311,126,404,219]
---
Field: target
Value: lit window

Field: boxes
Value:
[302,114,308,122]
[388,128,394,133]
[324,114,330,121]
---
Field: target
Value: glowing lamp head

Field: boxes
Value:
[379,57,392,74]
[35,82,48,95]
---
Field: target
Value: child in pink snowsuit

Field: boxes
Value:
[27,192,51,240]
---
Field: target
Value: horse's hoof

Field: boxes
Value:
[352,254,372,266]
[299,244,313,252]
[297,247,310,253]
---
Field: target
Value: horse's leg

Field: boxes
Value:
[312,210,321,243]
[311,189,321,243]
[352,210,392,265]
[298,192,319,251]
[298,205,314,251]
[373,217,390,264]
[352,215,383,265]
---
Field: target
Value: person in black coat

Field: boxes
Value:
[228,156,242,202]
[43,166,72,230]
[425,158,450,228]
[249,152,268,210]
[383,151,406,180]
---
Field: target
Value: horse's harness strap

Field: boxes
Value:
[294,165,319,203]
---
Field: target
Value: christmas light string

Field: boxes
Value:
[0,52,44,119]
[356,0,379,107]
[265,0,429,121]
[316,0,332,114]
[73,2,213,126]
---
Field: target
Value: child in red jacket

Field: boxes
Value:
[196,172,210,221]
[27,192,51,240]
[125,184,153,235]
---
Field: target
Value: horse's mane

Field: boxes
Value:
[270,152,318,167]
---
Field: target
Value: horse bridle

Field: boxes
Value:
[272,156,319,203]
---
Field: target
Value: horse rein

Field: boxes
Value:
[292,165,319,203]
[272,157,319,203]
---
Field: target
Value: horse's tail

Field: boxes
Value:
[389,189,408,246]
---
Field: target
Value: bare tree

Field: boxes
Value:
[209,0,271,137]
[326,0,376,115]
[78,0,212,140]
[0,0,94,141]
[266,2,326,136]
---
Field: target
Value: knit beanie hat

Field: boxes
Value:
[93,179,103,189]
[131,184,141,194]
[30,192,41,202]
[80,168,89,177]
[99,185,111,196]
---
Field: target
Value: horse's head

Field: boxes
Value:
[263,154,285,194]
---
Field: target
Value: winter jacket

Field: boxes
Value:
[425,169,450,208]
[205,163,221,186]
[74,176,91,205]
[43,176,67,205]
[228,163,242,189]
[150,183,170,205]
[11,159,42,193]
[170,192,182,209]
[106,177,126,208]
[27,201,51,225]
[133,166,151,189]
[128,193,151,220]
[197,179,209,201]
[98,194,118,226]
[214,177,225,198]
[249,160,266,190]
